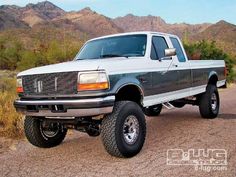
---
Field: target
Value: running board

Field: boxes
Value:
[162,102,175,110]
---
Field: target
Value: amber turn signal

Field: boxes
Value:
[16,87,24,93]
[16,78,23,93]
[77,82,109,91]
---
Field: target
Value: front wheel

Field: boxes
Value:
[199,84,220,119]
[101,101,146,158]
[24,116,67,148]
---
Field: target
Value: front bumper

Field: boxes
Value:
[14,96,115,117]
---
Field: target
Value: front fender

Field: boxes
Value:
[109,74,145,96]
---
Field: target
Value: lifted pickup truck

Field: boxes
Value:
[14,32,226,158]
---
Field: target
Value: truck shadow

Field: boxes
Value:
[218,113,236,119]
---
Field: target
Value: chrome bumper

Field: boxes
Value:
[14,96,115,117]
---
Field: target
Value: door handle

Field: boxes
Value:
[172,63,178,67]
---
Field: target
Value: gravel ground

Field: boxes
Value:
[0,85,236,177]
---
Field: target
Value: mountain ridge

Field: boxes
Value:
[112,14,211,37]
[0,1,235,56]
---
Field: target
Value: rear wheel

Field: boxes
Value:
[199,84,220,119]
[24,116,67,148]
[101,101,146,158]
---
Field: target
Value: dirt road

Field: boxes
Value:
[0,85,236,177]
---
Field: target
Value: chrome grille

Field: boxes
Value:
[22,72,78,96]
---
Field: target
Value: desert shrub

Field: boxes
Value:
[0,29,86,71]
[0,91,24,138]
[0,77,16,93]
[17,51,37,71]
[0,74,24,138]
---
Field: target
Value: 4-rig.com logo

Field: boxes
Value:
[167,149,227,172]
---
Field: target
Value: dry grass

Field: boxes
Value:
[0,70,24,138]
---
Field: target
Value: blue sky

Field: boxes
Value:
[1,0,236,24]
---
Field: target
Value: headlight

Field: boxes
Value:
[16,77,24,93]
[77,71,109,91]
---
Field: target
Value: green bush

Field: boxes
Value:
[0,31,85,71]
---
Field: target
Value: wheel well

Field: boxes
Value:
[115,85,143,105]
[208,74,218,85]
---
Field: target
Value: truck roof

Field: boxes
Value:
[88,31,178,42]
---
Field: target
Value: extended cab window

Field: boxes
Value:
[151,36,169,60]
[170,37,186,62]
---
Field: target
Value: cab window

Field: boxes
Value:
[170,37,186,62]
[151,36,168,60]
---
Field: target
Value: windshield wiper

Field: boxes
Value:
[100,54,128,58]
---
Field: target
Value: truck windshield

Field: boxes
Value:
[76,34,147,60]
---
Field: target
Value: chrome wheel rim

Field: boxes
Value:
[211,93,217,110]
[40,122,59,138]
[123,115,139,145]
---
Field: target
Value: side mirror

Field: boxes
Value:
[165,48,176,57]
[158,48,176,61]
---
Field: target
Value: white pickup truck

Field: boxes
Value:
[14,32,226,158]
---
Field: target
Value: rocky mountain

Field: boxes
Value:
[190,20,236,56]
[113,14,211,37]
[0,2,122,37]
[191,20,236,42]
[112,13,236,57]
[0,1,213,37]
[0,1,65,27]
[0,10,28,30]
[0,1,235,55]
[54,7,123,37]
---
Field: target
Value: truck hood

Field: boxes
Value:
[18,57,143,77]
[18,60,99,76]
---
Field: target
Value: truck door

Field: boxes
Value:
[149,35,179,96]
[169,37,191,91]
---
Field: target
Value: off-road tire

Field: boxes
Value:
[101,101,146,158]
[199,84,220,119]
[24,116,67,148]
[144,104,162,116]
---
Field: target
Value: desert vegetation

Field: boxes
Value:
[0,28,86,71]
[0,71,23,138]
